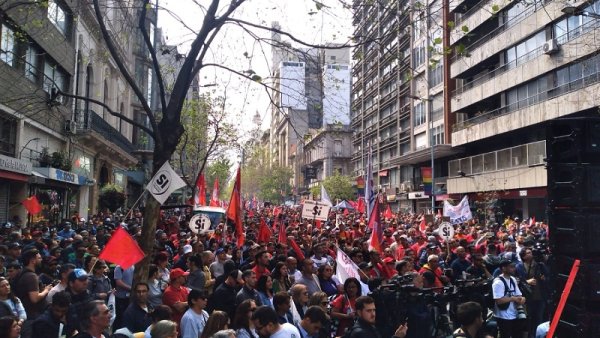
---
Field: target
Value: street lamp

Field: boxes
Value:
[409,95,435,212]
[19,137,40,159]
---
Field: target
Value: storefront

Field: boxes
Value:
[31,167,92,223]
[0,154,32,224]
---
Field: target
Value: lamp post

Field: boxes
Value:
[19,137,40,159]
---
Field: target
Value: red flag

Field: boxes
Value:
[368,196,383,253]
[22,196,42,214]
[419,217,427,234]
[194,174,207,206]
[289,238,305,261]
[529,216,535,228]
[273,206,282,217]
[278,220,286,244]
[343,208,349,216]
[315,220,322,229]
[348,200,357,208]
[98,227,145,270]
[226,168,245,248]
[257,218,272,243]
[209,178,220,207]
[383,205,393,219]
[357,197,366,213]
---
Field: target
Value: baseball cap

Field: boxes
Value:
[183,244,193,254]
[170,268,189,280]
[68,268,89,282]
[8,242,21,250]
[216,248,226,255]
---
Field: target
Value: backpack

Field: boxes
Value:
[493,276,516,311]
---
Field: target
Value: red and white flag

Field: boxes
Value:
[209,178,220,207]
[226,168,245,248]
[194,173,207,206]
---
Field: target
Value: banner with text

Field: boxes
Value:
[443,195,473,225]
[148,162,187,205]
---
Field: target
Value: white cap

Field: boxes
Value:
[183,244,193,254]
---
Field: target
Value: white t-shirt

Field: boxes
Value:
[492,275,522,320]
[271,323,300,338]
[180,308,209,338]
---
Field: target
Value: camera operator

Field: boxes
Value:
[492,259,526,338]
[515,247,548,338]
[403,272,434,338]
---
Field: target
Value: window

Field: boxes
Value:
[43,60,67,94]
[25,44,41,82]
[433,125,444,145]
[413,43,426,67]
[413,102,426,127]
[147,68,153,106]
[429,60,443,87]
[0,114,17,156]
[47,0,68,36]
[0,25,15,66]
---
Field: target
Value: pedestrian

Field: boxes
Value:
[0,316,21,338]
[72,300,111,338]
[12,249,52,319]
[150,320,178,338]
[493,259,527,338]
[295,305,328,338]
[232,299,258,338]
[0,277,26,323]
[31,291,71,338]
[252,305,300,338]
[122,282,153,333]
[345,296,408,338]
[200,311,230,338]
[162,268,190,326]
[236,270,262,307]
[180,290,209,338]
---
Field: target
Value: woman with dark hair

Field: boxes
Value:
[271,261,292,293]
[0,278,26,323]
[147,264,164,308]
[330,277,362,336]
[199,310,229,338]
[88,259,112,302]
[154,251,171,289]
[232,299,257,338]
[317,264,340,297]
[256,275,274,308]
[0,316,20,338]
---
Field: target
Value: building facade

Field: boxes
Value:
[0,0,163,224]
[350,0,459,213]
[446,0,600,220]
[269,22,352,198]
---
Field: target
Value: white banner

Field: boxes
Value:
[335,248,370,295]
[148,162,187,205]
[443,195,473,225]
[321,185,333,206]
[301,200,331,221]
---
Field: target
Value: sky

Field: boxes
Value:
[156,0,354,147]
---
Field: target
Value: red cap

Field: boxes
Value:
[169,268,189,280]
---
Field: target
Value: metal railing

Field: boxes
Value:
[90,110,135,154]
[453,66,600,131]
[448,140,546,175]
[452,0,548,62]
[453,17,600,95]
[455,0,489,25]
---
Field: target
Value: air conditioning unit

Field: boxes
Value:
[543,39,559,55]
[64,120,77,134]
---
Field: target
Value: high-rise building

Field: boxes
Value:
[351,0,458,212]
[269,22,352,197]
[446,0,600,219]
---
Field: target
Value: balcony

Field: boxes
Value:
[90,110,135,154]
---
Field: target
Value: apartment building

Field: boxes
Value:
[351,0,459,212]
[446,0,600,219]
[269,22,352,197]
[0,0,164,223]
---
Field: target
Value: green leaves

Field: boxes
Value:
[251,74,262,83]
[433,37,443,45]
[491,4,500,13]
[461,25,469,33]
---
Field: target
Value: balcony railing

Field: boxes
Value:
[90,110,135,154]
[448,140,546,176]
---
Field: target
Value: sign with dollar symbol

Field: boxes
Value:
[189,214,211,234]
[438,222,455,240]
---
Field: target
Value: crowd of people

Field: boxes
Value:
[0,204,551,338]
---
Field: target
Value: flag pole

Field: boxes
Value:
[125,190,147,220]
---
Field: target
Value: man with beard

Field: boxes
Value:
[13,248,52,319]
[345,296,408,338]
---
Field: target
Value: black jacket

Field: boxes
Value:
[346,318,382,338]
[122,302,153,333]
[31,309,64,338]
[208,282,237,319]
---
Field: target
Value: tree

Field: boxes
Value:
[206,158,232,200]
[258,165,293,203]
[310,171,355,202]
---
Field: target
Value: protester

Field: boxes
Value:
[150,319,178,338]
[200,310,230,338]
[31,291,71,338]
[236,270,262,307]
[331,277,361,336]
[0,277,26,322]
[13,248,51,319]
[72,300,111,338]
[232,299,257,338]
[251,305,300,337]
[0,316,21,338]
[180,289,209,338]
[122,282,153,333]
[209,269,243,320]
[162,268,190,326]
[345,296,408,338]
[493,259,527,338]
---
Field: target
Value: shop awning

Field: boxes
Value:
[0,170,29,182]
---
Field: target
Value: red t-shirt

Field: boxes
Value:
[162,284,190,325]
[252,265,271,280]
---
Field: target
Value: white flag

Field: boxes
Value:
[443,195,473,225]
[321,185,333,206]
[147,161,187,205]
[335,248,370,295]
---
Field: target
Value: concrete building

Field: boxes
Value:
[269,21,352,197]
[350,0,459,213]
[446,0,600,219]
[0,0,167,223]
